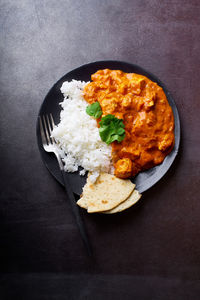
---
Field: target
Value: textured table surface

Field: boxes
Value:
[1,1,200,299]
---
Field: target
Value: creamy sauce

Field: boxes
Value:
[83,69,175,178]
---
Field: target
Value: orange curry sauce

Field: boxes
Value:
[83,69,175,178]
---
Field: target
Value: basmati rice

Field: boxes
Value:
[51,80,112,182]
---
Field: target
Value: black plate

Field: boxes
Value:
[36,60,180,195]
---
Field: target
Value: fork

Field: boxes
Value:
[39,114,92,256]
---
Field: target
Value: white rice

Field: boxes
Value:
[51,80,112,183]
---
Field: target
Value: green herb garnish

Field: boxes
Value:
[99,114,125,144]
[86,101,102,119]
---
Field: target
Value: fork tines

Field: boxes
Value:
[39,114,55,145]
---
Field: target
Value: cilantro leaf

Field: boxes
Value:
[86,101,102,119]
[99,114,125,144]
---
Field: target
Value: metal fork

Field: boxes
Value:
[39,114,92,256]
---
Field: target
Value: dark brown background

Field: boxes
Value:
[1,0,200,299]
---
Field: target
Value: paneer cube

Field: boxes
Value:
[114,158,133,178]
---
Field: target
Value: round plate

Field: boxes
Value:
[36,60,180,195]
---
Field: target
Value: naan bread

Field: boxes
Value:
[77,172,135,213]
[104,189,141,214]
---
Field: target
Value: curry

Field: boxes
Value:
[83,69,175,178]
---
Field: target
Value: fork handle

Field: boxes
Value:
[61,169,92,257]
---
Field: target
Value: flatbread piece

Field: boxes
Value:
[77,172,135,213]
[104,189,141,214]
